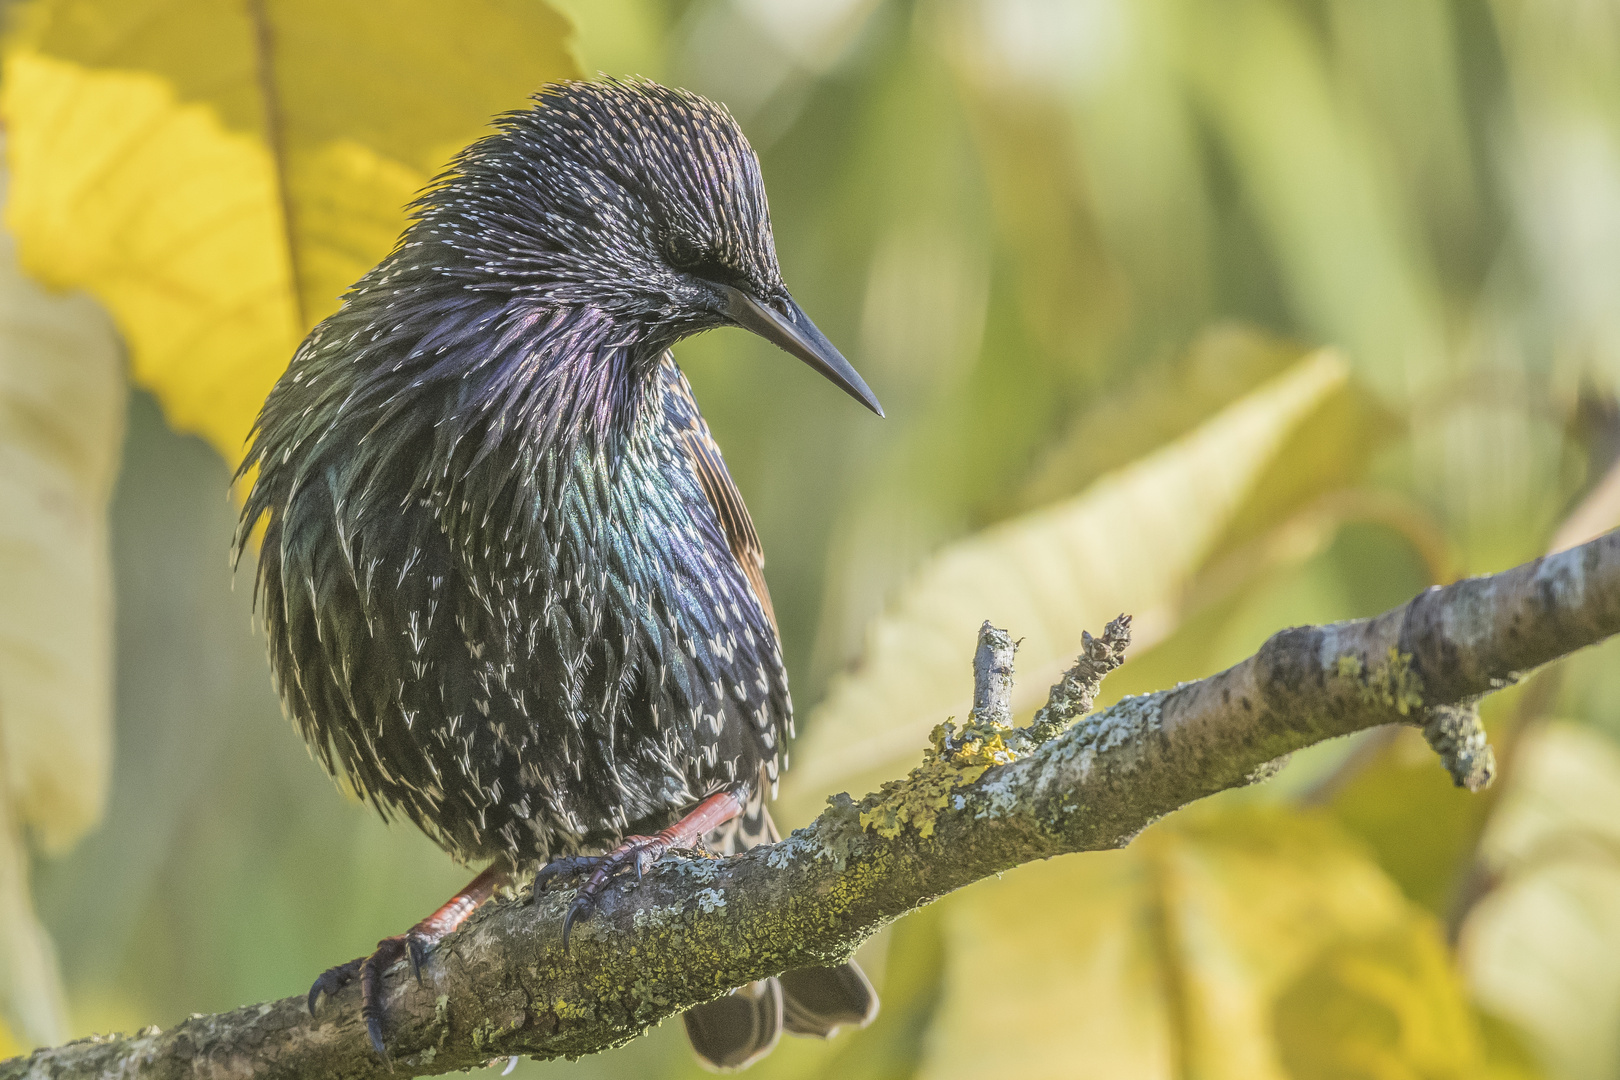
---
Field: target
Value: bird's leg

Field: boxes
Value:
[309,862,510,1058]
[533,787,747,949]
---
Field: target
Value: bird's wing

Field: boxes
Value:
[661,356,778,634]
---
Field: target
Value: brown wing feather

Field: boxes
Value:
[664,362,778,633]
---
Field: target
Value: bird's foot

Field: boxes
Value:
[307,931,435,1060]
[533,787,748,951]
[306,863,509,1060]
[530,853,606,893]
[307,955,363,1014]
[532,836,670,951]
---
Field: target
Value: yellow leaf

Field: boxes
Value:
[1328,726,1495,917]
[921,808,1497,1080]
[1274,922,1488,1080]
[0,175,124,1046]
[1018,323,1313,511]
[786,347,1351,807]
[1,0,580,466]
[1464,722,1620,1080]
[0,181,122,854]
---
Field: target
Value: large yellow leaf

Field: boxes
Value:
[923,808,1508,1080]
[1463,722,1620,1080]
[0,175,124,1046]
[1,0,580,465]
[1017,324,1312,512]
[786,347,1352,806]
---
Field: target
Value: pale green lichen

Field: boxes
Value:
[672,857,720,883]
[815,792,866,869]
[764,841,796,870]
[1335,647,1424,715]
[694,888,725,913]
[857,718,1027,839]
[631,903,687,932]
[1422,702,1495,791]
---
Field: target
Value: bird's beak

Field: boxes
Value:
[719,284,884,417]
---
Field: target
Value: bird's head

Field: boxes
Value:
[406,78,883,416]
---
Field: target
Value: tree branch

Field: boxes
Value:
[8,530,1619,1080]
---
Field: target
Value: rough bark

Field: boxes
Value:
[7,529,1618,1080]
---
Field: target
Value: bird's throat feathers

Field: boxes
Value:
[248,287,673,556]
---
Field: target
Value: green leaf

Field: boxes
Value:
[1172,0,1448,399]
[1273,921,1505,1080]
[1,0,579,466]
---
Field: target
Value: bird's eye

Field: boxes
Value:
[664,234,738,283]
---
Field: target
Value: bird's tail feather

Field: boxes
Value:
[779,963,879,1037]
[683,980,782,1072]
[685,798,879,1072]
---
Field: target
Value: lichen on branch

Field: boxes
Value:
[4,530,1617,1080]
[860,616,1133,839]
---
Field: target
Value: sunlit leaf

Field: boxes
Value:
[0,185,124,1046]
[1017,323,1314,510]
[1490,0,1620,397]
[1273,923,1504,1080]
[947,0,1215,360]
[1329,725,1499,917]
[1463,722,1620,1080]
[921,807,1507,1080]
[786,346,1353,808]
[1,0,579,466]
[1206,374,1405,563]
[1323,0,1483,291]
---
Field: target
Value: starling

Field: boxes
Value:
[235,79,882,1069]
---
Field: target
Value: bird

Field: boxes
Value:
[234,78,883,1071]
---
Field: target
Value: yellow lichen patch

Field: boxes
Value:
[551,996,597,1023]
[857,719,1023,839]
[1335,648,1424,716]
[938,719,1026,768]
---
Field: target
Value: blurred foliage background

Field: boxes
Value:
[2,0,1620,1077]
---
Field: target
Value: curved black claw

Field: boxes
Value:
[307,865,506,1062]
[308,956,364,1015]
[311,932,435,1060]
[366,1014,390,1066]
[551,836,668,952]
[531,854,603,895]
[562,894,592,951]
[406,934,429,983]
[360,935,412,1060]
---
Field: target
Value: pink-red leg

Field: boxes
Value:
[533,787,747,949]
[309,862,510,1058]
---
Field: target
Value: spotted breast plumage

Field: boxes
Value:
[236,79,882,1070]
